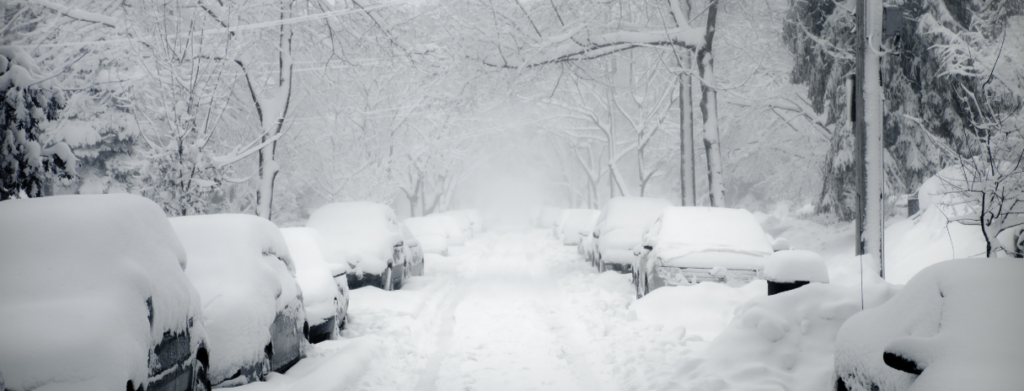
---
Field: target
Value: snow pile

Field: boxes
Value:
[307,202,403,276]
[670,278,898,391]
[280,228,345,330]
[0,194,201,391]
[404,216,449,255]
[629,281,768,341]
[440,210,474,239]
[835,258,1024,391]
[764,250,829,283]
[170,214,304,386]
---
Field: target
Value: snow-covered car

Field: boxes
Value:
[440,210,474,240]
[593,197,673,273]
[553,209,571,239]
[633,207,814,298]
[281,227,350,344]
[536,206,563,229]
[401,223,426,277]
[307,202,406,290]
[170,214,307,387]
[560,209,600,246]
[0,194,209,391]
[404,216,449,255]
[435,213,467,246]
[463,209,485,233]
[833,258,1024,391]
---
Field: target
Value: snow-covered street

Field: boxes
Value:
[236,229,715,391]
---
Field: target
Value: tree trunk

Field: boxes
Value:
[680,72,696,206]
[697,1,725,207]
[255,10,293,220]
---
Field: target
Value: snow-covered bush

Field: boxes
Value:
[170,214,306,387]
[0,46,74,199]
[834,258,1024,391]
[281,227,349,344]
[0,194,204,391]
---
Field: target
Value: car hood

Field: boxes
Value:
[650,245,771,272]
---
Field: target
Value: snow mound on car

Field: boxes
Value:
[0,194,201,391]
[671,277,897,391]
[307,202,403,275]
[170,214,299,385]
[835,258,1024,391]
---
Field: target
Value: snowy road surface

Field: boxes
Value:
[237,229,751,391]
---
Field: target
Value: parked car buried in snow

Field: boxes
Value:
[833,258,1024,391]
[560,209,600,246]
[307,202,406,290]
[281,227,351,344]
[0,194,209,391]
[401,223,426,277]
[170,214,307,387]
[633,207,819,298]
[404,216,450,256]
[594,197,673,273]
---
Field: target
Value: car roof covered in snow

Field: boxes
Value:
[169,213,301,384]
[597,197,673,235]
[0,194,201,391]
[306,202,403,275]
[405,216,447,237]
[653,207,773,255]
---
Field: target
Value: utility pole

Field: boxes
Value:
[854,0,885,278]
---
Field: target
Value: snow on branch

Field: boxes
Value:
[482,27,705,69]
[33,0,118,28]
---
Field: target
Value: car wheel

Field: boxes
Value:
[192,347,211,391]
[260,343,273,380]
[382,267,393,291]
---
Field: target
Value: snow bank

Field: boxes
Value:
[835,258,1024,391]
[307,202,403,276]
[280,228,345,329]
[764,250,829,283]
[404,216,449,255]
[671,279,897,391]
[229,337,382,391]
[0,194,201,391]
[440,210,474,239]
[630,281,768,341]
[170,214,304,386]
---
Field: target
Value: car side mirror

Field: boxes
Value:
[643,236,658,250]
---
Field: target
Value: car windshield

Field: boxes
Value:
[657,207,773,255]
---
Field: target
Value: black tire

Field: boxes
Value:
[192,347,211,391]
[260,344,273,381]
